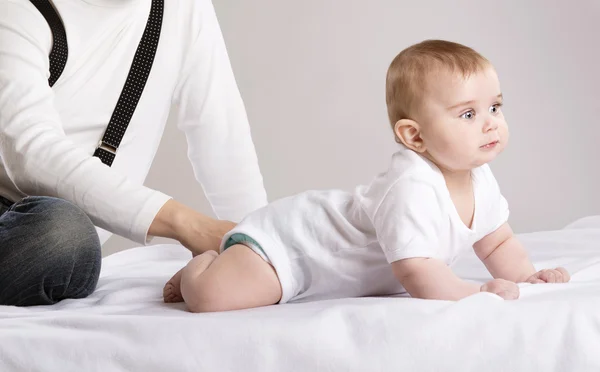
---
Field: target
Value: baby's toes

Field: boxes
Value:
[556,267,571,282]
[165,294,183,303]
[541,271,557,283]
[163,283,183,303]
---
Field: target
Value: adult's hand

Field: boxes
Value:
[149,199,236,256]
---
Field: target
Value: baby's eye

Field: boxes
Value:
[489,103,502,114]
[460,110,475,120]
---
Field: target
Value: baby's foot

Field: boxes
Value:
[163,250,220,303]
[163,268,184,303]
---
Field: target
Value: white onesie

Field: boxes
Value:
[220,149,509,303]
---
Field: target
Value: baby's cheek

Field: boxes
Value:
[438,142,461,162]
[437,133,462,152]
[498,126,510,146]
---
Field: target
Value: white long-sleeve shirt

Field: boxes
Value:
[0,0,268,244]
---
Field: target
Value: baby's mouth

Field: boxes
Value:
[480,140,499,149]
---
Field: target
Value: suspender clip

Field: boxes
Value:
[97,141,118,155]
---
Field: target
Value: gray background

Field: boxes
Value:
[103,0,600,256]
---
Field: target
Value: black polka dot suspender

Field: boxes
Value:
[29,0,67,87]
[93,0,163,166]
[30,0,164,167]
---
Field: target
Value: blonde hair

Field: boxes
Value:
[385,40,490,127]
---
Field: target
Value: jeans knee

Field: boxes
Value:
[23,197,101,299]
[0,197,102,305]
[29,197,99,249]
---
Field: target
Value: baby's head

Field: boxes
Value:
[386,40,508,172]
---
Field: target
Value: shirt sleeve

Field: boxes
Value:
[371,178,444,263]
[475,164,510,236]
[171,0,268,222]
[0,2,171,244]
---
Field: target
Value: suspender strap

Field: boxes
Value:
[93,0,164,166]
[32,0,164,167]
[29,0,67,87]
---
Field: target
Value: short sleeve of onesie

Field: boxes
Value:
[371,177,444,264]
[474,164,510,238]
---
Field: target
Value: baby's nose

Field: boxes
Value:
[483,118,498,132]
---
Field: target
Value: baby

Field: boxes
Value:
[164,40,570,312]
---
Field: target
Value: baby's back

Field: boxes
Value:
[243,188,403,302]
[227,150,435,301]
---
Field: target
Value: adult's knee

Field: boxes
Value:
[23,196,99,248]
[18,197,101,300]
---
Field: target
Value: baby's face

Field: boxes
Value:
[417,66,508,171]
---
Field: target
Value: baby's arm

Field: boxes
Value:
[473,223,569,283]
[391,257,519,301]
[473,223,535,282]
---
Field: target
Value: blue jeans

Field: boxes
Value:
[0,196,101,306]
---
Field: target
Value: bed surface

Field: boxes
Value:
[1,216,600,371]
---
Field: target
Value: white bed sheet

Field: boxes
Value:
[1,216,600,372]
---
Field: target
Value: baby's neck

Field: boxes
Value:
[421,152,473,189]
[439,167,472,191]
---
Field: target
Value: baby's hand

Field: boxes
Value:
[480,278,519,300]
[525,267,570,284]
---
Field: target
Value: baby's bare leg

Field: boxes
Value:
[163,251,218,303]
[180,244,282,313]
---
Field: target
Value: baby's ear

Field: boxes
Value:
[394,119,426,153]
